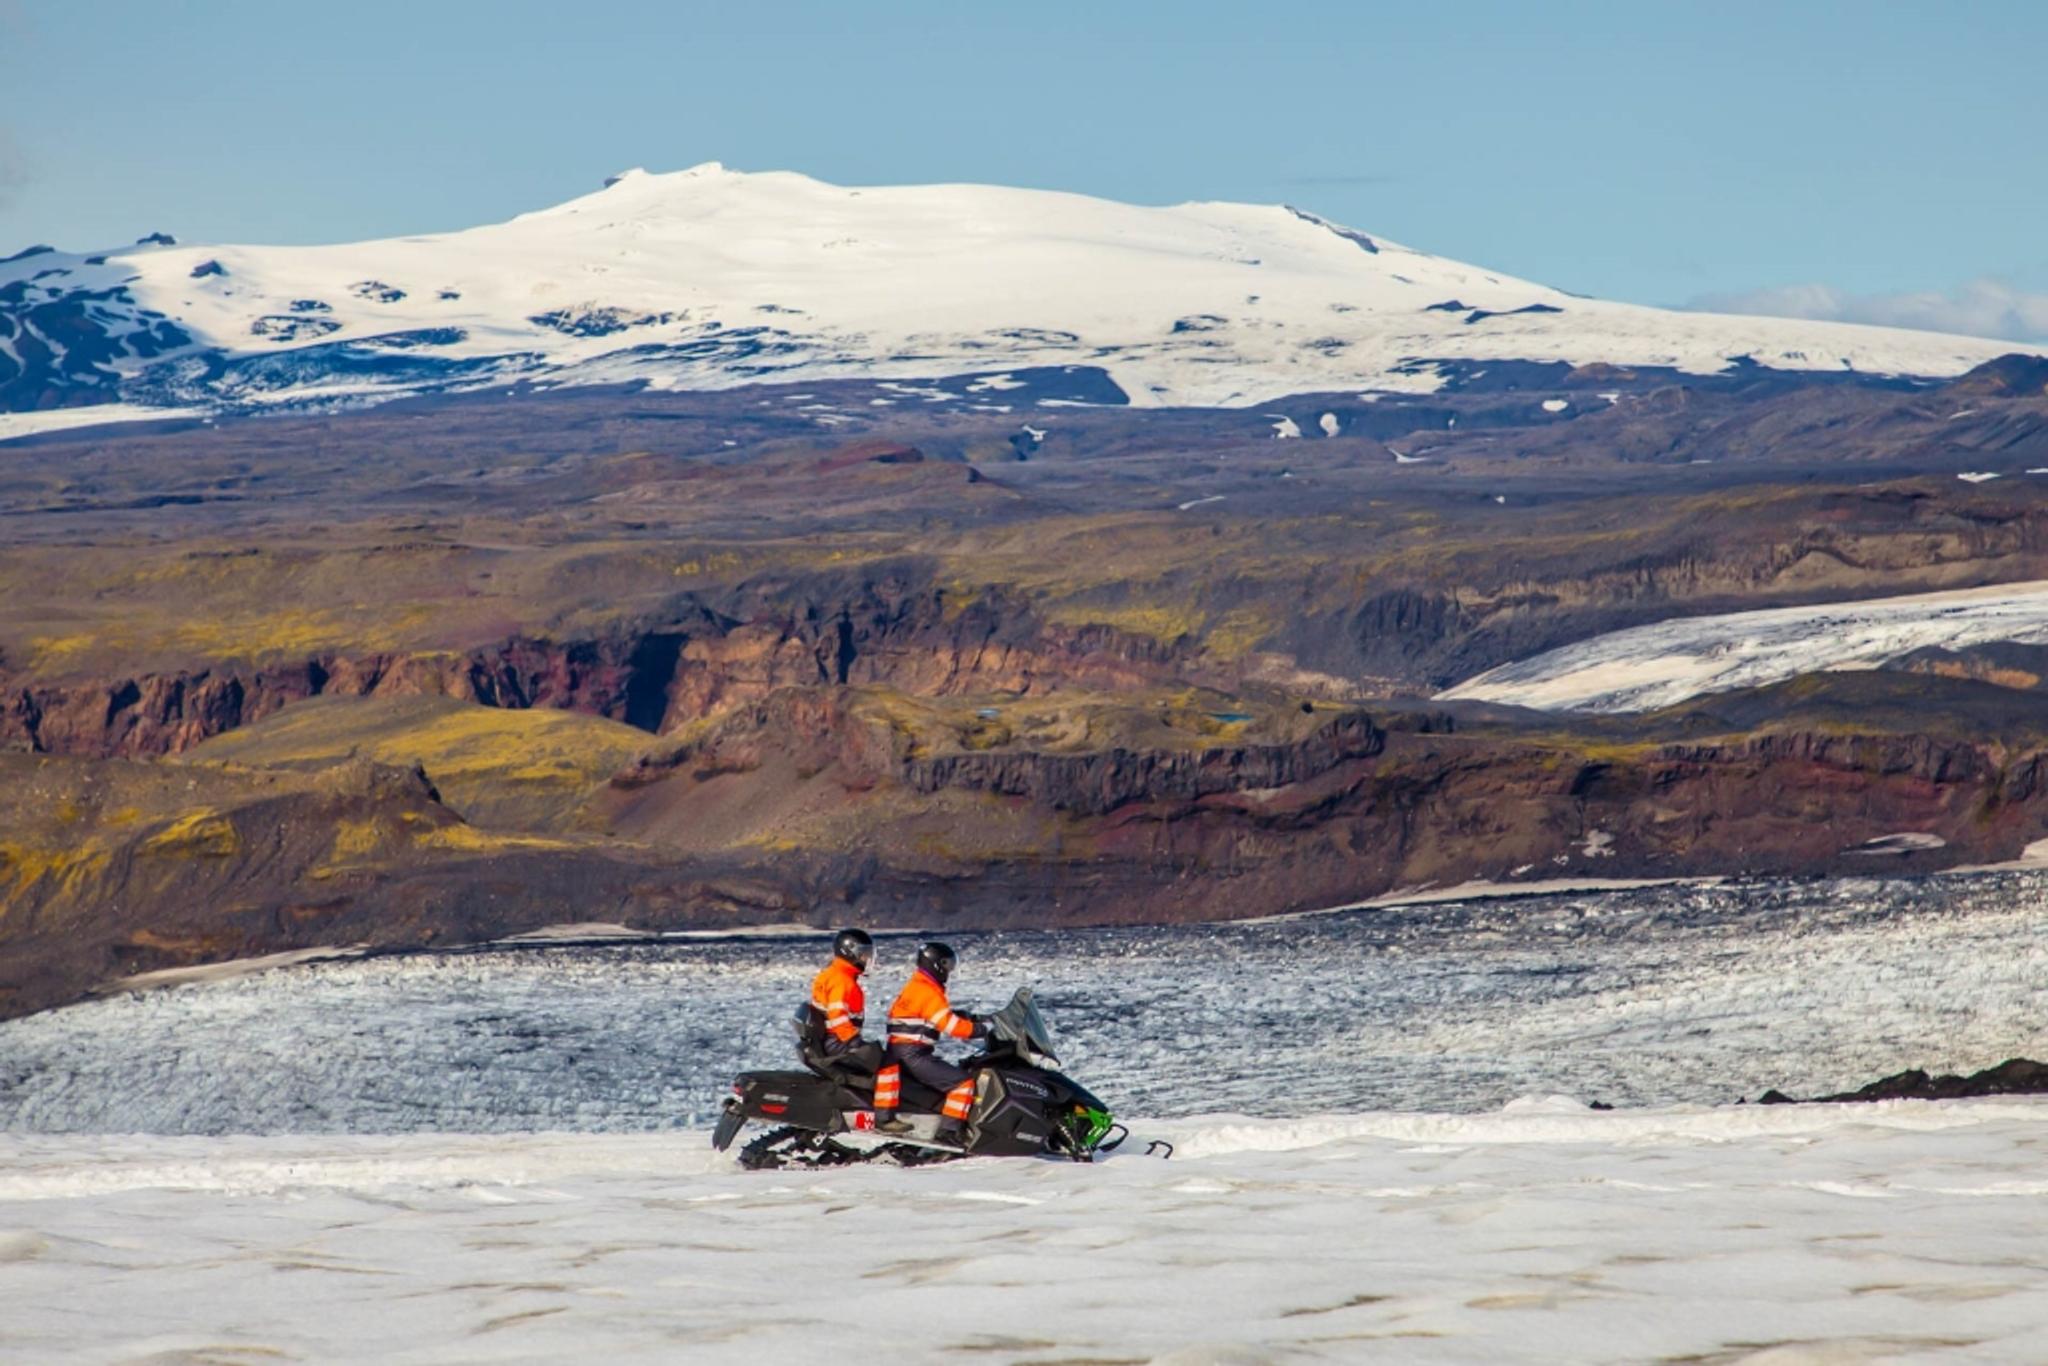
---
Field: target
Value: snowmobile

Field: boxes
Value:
[712,987,1126,1168]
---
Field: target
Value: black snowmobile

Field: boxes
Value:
[712,987,1125,1168]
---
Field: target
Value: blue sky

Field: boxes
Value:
[4,1,2044,338]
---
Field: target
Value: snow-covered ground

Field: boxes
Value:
[1438,579,2048,712]
[5,162,2038,434]
[0,403,208,443]
[5,873,2043,1360]
[6,1100,2048,1363]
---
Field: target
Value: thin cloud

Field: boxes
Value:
[1691,278,2048,345]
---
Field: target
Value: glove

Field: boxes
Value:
[966,1014,991,1040]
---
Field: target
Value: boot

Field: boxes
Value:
[874,1109,911,1135]
[933,1117,968,1148]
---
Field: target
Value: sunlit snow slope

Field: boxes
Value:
[1440,579,2048,712]
[6,1102,2048,1363]
[4,162,2038,431]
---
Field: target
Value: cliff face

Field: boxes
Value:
[10,675,2048,1021]
[900,712,1387,816]
[607,678,2048,909]
[0,645,656,759]
[668,583,1181,723]
[0,577,1190,760]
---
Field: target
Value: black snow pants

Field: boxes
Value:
[886,1042,971,1094]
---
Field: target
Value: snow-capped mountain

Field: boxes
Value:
[3,162,2039,433]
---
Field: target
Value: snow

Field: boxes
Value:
[1318,410,1340,436]
[1849,832,1951,857]
[1440,579,2048,712]
[1958,470,2002,482]
[6,1100,2048,1363]
[0,403,207,444]
[1268,414,1301,438]
[1541,398,1570,412]
[964,372,1026,392]
[495,921,655,943]
[114,945,365,991]
[7,162,2040,426]
[1177,494,1225,510]
[1250,875,1712,921]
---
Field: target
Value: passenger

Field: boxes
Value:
[807,929,882,1078]
[874,941,986,1145]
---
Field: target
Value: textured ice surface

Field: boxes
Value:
[1439,579,2048,712]
[5,1101,2048,1362]
[3,872,2044,1135]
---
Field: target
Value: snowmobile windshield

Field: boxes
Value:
[990,987,1060,1066]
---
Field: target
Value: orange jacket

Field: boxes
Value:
[886,968,976,1050]
[810,957,865,1044]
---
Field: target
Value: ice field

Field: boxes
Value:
[5,872,2047,1134]
[4,872,2047,1361]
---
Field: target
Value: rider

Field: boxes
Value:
[873,941,987,1145]
[807,929,882,1077]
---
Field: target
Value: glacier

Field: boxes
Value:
[6,871,2046,1134]
[3,875,2045,1360]
[5,162,2042,437]
[1438,579,2048,713]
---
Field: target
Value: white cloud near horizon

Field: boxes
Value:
[1690,278,2048,345]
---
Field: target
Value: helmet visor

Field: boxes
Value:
[835,932,874,969]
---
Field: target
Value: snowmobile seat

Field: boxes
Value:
[793,1004,882,1091]
[794,1050,945,1112]
[799,1041,879,1091]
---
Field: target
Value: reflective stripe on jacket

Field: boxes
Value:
[886,968,975,1049]
[810,958,865,1044]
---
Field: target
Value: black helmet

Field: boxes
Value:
[832,928,874,971]
[916,941,957,985]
